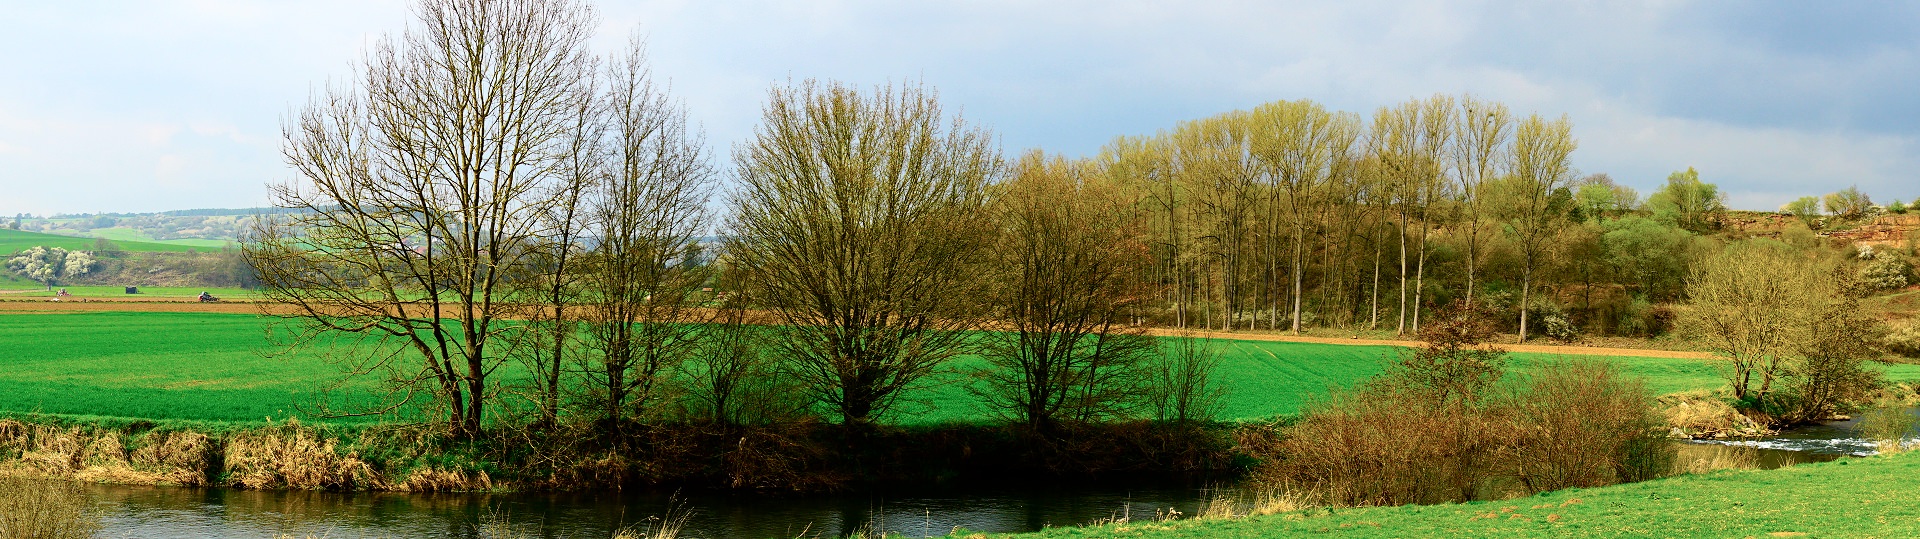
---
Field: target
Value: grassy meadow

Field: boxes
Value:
[81,226,234,249]
[7,310,1920,426]
[995,450,1920,538]
[0,312,386,423]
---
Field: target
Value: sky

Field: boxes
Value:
[1,0,1915,216]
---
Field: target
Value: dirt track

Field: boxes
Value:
[0,298,1719,360]
[0,298,275,315]
[1137,329,1719,360]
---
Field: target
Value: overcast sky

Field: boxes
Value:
[2,0,1915,216]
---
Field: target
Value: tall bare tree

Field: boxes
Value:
[974,152,1157,435]
[727,80,999,426]
[247,0,599,437]
[1251,100,1360,334]
[578,36,714,427]
[1504,114,1578,342]
[1450,95,1511,308]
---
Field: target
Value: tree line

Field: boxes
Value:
[246,0,1916,439]
[244,0,1219,438]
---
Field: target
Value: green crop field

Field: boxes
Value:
[1000,450,1920,538]
[0,312,390,423]
[5,311,1919,426]
[0,228,203,254]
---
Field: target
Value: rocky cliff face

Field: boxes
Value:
[1827,214,1919,248]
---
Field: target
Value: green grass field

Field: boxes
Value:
[0,312,387,423]
[998,450,1920,538]
[0,228,204,254]
[8,311,1919,427]
[83,226,233,249]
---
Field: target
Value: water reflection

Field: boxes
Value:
[87,413,1913,539]
[89,482,1214,539]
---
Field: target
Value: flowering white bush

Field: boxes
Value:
[5,246,94,288]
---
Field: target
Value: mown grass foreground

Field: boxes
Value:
[993,450,1920,538]
[6,311,1920,424]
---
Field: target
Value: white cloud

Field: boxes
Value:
[0,0,1914,215]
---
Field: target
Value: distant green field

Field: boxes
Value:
[5,311,1917,426]
[84,226,233,249]
[0,228,202,254]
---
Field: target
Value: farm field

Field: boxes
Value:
[0,228,202,254]
[1002,450,1920,538]
[81,226,234,249]
[9,311,1920,426]
[0,285,261,300]
[0,312,390,423]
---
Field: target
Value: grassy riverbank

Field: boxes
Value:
[988,450,1920,538]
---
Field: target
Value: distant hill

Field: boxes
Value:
[0,228,207,254]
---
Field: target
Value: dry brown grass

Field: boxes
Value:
[1659,390,1772,438]
[1671,443,1762,474]
[129,430,215,485]
[224,420,379,490]
[0,476,100,539]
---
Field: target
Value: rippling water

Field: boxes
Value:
[1683,410,1920,458]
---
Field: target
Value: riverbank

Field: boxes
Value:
[0,413,1248,494]
[988,449,1920,538]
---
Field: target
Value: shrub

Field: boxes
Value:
[1261,388,1508,506]
[1855,402,1919,453]
[1539,310,1579,342]
[1859,256,1911,291]
[1258,351,1672,506]
[1886,319,1920,358]
[0,477,100,539]
[1500,359,1673,491]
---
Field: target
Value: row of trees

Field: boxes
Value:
[248,0,1909,438]
[248,0,1219,437]
[1098,96,1738,342]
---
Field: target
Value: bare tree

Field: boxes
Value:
[576,37,714,428]
[1149,333,1226,424]
[727,80,999,426]
[1251,100,1360,334]
[246,0,599,437]
[973,152,1157,435]
[1683,239,1824,403]
[1504,114,1578,342]
[1450,95,1511,308]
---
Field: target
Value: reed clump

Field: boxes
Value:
[0,476,100,539]
[223,420,379,490]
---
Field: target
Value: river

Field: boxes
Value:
[78,416,1908,539]
[85,481,1216,538]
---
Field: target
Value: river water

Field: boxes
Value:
[85,481,1217,539]
[78,415,1908,539]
